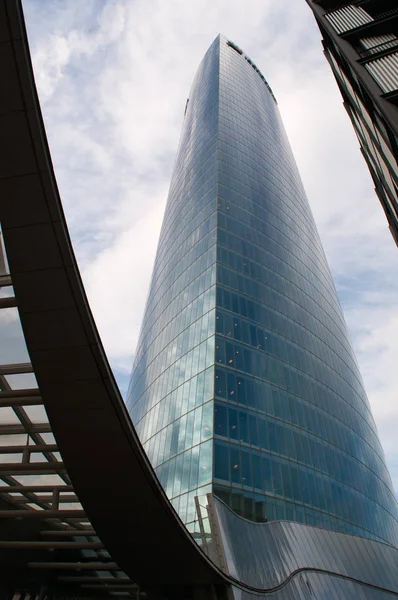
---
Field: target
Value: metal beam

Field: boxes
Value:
[41,529,95,537]
[0,297,17,309]
[0,477,64,513]
[0,276,12,287]
[0,388,41,398]
[29,561,120,570]
[0,397,44,407]
[10,495,79,504]
[0,363,33,375]
[58,577,133,584]
[0,423,52,434]
[0,444,57,454]
[82,584,138,590]
[0,541,103,550]
[0,509,86,519]
[0,462,65,475]
[0,485,73,493]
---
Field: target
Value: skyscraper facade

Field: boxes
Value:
[126,35,398,547]
[306,0,398,246]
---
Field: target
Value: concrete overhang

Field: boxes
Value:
[0,0,225,594]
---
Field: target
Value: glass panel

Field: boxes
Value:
[23,406,49,424]
[0,407,20,425]
[4,373,38,389]
[0,308,30,365]
[0,286,14,298]
[14,474,66,486]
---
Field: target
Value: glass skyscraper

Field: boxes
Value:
[127,34,398,547]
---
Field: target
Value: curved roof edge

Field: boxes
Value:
[0,0,224,591]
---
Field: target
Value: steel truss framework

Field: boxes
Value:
[0,345,136,596]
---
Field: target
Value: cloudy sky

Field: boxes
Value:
[22,0,398,494]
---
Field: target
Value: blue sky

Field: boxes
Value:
[22,0,398,494]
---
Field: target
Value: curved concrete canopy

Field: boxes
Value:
[0,0,225,593]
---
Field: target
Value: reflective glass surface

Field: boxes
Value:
[214,495,398,594]
[126,37,220,535]
[127,35,398,546]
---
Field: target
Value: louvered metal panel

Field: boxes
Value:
[360,34,398,55]
[366,52,398,93]
[325,5,373,34]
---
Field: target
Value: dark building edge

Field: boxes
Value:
[305,0,398,245]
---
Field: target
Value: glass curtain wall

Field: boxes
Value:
[127,38,220,536]
[127,35,398,547]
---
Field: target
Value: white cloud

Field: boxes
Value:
[82,189,165,373]
[22,0,398,497]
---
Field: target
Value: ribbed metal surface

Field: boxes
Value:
[214,496,398,592]
[366,52,398,93]
[360,34,398,55]
[240,572,397,600]
[325,5,373,34]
